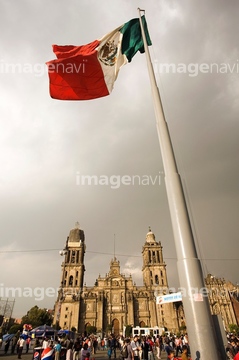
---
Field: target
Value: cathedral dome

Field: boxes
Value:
[68,222,85,242]
[146,227,156,243]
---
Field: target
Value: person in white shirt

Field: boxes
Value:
[131,336,140,360]
[17,337,25,359]
[66,342,74,360]
[42,338,49,349]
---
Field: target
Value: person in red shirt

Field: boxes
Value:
[25,337,31,353]
[146,336,154,360]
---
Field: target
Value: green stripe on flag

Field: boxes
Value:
[120,15,152,63]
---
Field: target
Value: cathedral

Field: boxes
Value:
[53,224,238,335]
[53,224,182,334]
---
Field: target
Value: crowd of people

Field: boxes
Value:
[28,332,192,360]
[0,332,29,359]
[226,334,239,359]
[37,331,239,360]
[0,330,239,359]
[115,333,191,360]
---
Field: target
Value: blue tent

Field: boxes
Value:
[3,334,14,342]
[30,325,56,338]
[58,329,75,339]
[58,329,70,335]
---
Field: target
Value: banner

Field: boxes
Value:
[156,292,182,304]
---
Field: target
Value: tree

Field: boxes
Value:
[179,325,187,332]
[228,324,239,335]
[21,306,53,328]
[125,325,132,337]
[8,324,22,334]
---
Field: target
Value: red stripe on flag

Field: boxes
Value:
[47,40,109,100]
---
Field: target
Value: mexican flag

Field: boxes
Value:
[46,16,152,100]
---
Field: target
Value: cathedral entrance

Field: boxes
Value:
[112,318,119,335]
[139,321,146,327]
[85,322,92,334]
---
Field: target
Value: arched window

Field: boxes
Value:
[69,275,73,286]
[155,275,159,284]
[71,251,76,263]
[75,271,78,286]
[157,251,160,262]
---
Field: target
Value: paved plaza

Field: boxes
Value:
[0,348,169,360]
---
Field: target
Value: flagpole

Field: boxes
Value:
[138,9,223,359]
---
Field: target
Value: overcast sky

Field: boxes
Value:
[0,0,238,319]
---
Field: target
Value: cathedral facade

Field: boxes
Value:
[53,224,181,334]
[53,224,238,334]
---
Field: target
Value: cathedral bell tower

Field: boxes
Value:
[142,227,168,291]
[142,227,177,331]
[53,222,85,330]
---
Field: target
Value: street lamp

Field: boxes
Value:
[55,247,68,326]
[59,249,67,256]
[59,247,68,288]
